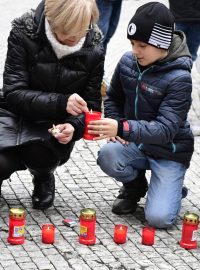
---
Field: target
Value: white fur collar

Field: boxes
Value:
[45,19,85,59]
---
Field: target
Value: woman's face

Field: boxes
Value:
[54,29,89,46]
[130,40,168,66]
[54,17,91,47]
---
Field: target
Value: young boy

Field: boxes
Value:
[88,2,194,228]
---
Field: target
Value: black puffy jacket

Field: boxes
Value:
[169,0,200,23]
[105,32,194,168]
[0,1,104,158]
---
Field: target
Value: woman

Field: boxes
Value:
[0,0,104,209]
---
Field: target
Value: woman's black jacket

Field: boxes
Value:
[0,1,104,160]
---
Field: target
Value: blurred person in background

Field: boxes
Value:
[169,0,200,61]
[96,0,122,53]
[96,0,122,97]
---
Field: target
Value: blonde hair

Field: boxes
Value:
[45,0,99,35]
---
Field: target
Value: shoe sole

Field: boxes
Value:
[32,201,53,210]
[112,206,137,215]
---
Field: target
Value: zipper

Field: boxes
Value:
[172,143,176,153]
[138,143,143,150]
[16,117,23,146]
[55,62,61,90]
[134,64,152,120]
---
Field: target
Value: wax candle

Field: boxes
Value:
[114,224,127,244]
[42,224,55,244]
[83,110,101,140]
[142,226,155,246]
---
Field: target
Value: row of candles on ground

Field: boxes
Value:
[7,208,199,249]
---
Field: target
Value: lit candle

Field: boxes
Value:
[142,226,155,246]
[51,124,60,136]
[42,224,55,244]
[83,110,101,140]
[114,224,127,244]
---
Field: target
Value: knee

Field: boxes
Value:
[145,207,176,229]
[97,144,123,179]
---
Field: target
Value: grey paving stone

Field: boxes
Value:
[18,262,38,269]
[1,1,200,270]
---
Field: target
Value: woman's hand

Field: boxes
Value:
[48,123,75,144]
[66,93,88,116]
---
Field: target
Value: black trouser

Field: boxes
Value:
[0,143,71,181]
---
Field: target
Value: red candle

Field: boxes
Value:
[42,224,55,244]
[142,226,155,246]
[114,224,127,244]
[79,208,96,245]
[8,208,26,245]
[180,212,199,249]
[83,111,101,140]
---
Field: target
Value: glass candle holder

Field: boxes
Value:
[142,226,155,246]
[180,212,199,249]
[79,208,96,245]
[83,111,101,140]
[42,224,55,244]
[114,224,128,244]
[7,208,26,245]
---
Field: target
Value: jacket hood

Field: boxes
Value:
[11,0,102,47]
[162,31,191,62]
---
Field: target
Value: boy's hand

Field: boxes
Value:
[67,93,89,116]
[88,118,118,140]
[108,136,129,145]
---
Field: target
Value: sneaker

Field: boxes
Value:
[112,171,148,215]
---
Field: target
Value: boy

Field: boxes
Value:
[88,2,194,228]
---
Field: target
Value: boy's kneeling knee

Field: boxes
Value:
[145,210,176,229]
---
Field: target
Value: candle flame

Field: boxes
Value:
[90,109,93,114]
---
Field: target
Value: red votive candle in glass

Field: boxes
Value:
[42,224,55,244]
[83,111,101,140]
[8,208,26,245]
[114,224,128,244]
[180,212,199,249]
[142,226,155,246]
[79,208,96,245]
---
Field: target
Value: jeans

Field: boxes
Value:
[175,22,200,61]
[96,0,122,52]
[97,141,187,228]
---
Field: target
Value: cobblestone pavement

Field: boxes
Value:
[1,0,200,269]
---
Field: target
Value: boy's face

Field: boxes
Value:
[130,40,168,66]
